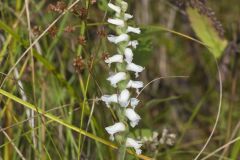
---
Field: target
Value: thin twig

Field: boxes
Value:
[24,0,37,148]
[0,0,81,88]
[0,127,26,160]
[194,54,223,160]
[200,136,240,160]
[136,75,189,98]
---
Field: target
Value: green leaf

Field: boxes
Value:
[134,32,153,66]
[32,50,75,97]
[145,96,181,109]
[97,0,109,12]
[0,89,110,148]
[0,20,20,41]
[230,138,240,160]
[187,7,228,58]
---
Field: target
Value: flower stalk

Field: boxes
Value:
[101,1,144,159]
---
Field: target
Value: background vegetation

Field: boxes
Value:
[0,0,239,159]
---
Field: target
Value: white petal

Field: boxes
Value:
[128,40,139,49]
[105,54,123,66]
[107,34,129,44]
[118,89,130,107]
[107,35,116,43]
[135,149,142,155]
[126,138,142,155]
[108,3,121,13]
[130,98,139,109]
[107,72,127,87]
[125,108,141,127]
[127,26,141,34]
[127,80,144,94]
[124,13,133,20]
[120,1,128,12]
[105,122,126,141]
[101,94,118,107]
[124,48,133,63]
[127,80,144,89]
[107,18,124,27]
[116,13,133,20]
[126,63,145,78]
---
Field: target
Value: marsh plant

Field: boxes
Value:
[1,0,238,160]
[101,1,144,158]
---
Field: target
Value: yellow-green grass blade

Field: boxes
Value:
[187,7,228,58]
[0,89,153,160]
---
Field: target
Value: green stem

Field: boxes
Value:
[117,142,127,160]
[115,107,128,159]
[109,0,131,159]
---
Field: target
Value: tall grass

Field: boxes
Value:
[0,0,240,160]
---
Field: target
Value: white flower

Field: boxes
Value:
[127,80,144,94]
[124,13,133,20]
[105,122,126,141]
[130,98,139,109]
[126,138,142,155]
[124,48,133,63]
[127,26,141,34]
[120,1,128,12]
[108,3,121,13]
[107,72,127,87]
[127,80,144,89]
[128,40,139,49]
[115,13,133,20]
[125,108,141,127]
[118,89,130,107]
[107,18,124,27]
[101,94,118,107]
[126,63,145,78]
[105,54,123,66]
[107,34,129,44]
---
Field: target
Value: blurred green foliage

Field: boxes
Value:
[0,0,240,160]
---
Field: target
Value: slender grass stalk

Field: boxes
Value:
[24,0,37,151]
[0,89,152,160]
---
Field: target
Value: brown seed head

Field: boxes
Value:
[91,0,97,5]
[47,4,56,12]
[97,27,107,38]
[73,56,85,73]
[48,25,58,37]
[64,25,76,33]
[47,1,66,13]
[72,5,88,20]
[78,36,86,45]
[101,52,109,61]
